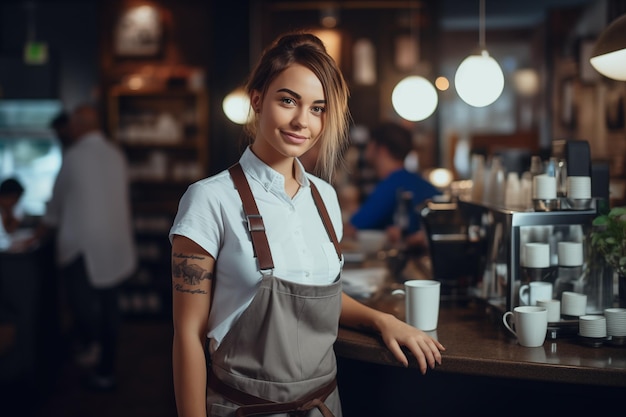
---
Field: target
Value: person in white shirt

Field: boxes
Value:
[40,103,137,390]
[170,32,445,417]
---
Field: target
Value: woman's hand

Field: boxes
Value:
[374,312,445,374]
[340,293,445,375]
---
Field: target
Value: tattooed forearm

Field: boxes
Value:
[173,283,208,294]
[172,256,213,286]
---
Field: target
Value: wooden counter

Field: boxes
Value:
[334,259,626,416]
[336,300,626,388]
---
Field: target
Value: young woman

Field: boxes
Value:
[170,31,445,417]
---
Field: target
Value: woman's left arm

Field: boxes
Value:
[339,293,445,374]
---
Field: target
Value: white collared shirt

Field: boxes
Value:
[44,131,137,288]
[169,147,343,347]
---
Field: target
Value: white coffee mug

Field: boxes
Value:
[503,306,548,347]
[392,280,441,331]
[519,281,553,306]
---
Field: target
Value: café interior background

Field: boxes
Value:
[0,0,624,185]
[1,2,626,414]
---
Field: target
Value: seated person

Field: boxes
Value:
[0,177,25,234]
[348,122,440,250]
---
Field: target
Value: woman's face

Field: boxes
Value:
[250,63,325,164]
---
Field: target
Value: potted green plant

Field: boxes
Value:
[590,206,626,307]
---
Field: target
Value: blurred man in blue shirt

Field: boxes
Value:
[349,122,440,249]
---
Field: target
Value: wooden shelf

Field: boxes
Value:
[107,86,209,317]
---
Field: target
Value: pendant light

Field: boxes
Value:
[589,14,626,81]
[391,3,438,122]
[454,0,504,107]
[222,88,252,125]
[392,75,438,121]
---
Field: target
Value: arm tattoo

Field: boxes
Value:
[172,252,212,294]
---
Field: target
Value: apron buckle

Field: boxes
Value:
[246,214,265,232]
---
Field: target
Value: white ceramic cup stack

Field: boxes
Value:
[579,315,607,338]
[523,242,550,268]
[537,299,561,323]
[533,175,557,200]
[557,241,583,267]
[604,308,626,337]
[566,176,591,200]
[561,291,587,317]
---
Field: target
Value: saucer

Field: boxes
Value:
[606,335,626,347]
[577,334,608,348]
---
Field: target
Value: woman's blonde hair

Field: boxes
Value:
[243,31,351,182]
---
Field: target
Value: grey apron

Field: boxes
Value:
[206,163,343,417]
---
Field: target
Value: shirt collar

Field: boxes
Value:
[239,147,310,194]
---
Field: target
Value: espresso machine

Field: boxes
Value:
[458,200,597,311]
[457,139,612,323]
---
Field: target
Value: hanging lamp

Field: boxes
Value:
[391,3,438,122]
[454,0,504,107]
[222,88,251,125]
[589,14,626,81]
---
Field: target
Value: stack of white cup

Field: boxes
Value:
[533,175,557,200]
[561,291,587,317]
[532,175,558,211]
[579,315,607,338]
[604,308,626,337]
[523,242,550,269]
[566,176,592,209]
[520,242,551,286]
[557,241,583,267]
[566,176,591,199]
[554,241,584,299]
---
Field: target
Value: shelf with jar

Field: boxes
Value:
[107,85,209,318]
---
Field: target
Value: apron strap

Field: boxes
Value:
[228,162,343,269]
[208,367,337,417]
[309,182,342,261]
[229,163,275,271]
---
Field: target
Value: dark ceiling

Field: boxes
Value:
[440,0,596,30]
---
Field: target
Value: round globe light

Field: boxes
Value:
[428,168,454,189]
[391,76,438,122]
[454,50,504,107]
[512,68,539,97]
[222,89,251,125]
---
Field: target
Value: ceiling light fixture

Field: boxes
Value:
[222,88,251,125]
[454,0,504,107]
[392,76,438,121]
[391,2,438,122]
[589,14,626,81]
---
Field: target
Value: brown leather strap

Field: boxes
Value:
[207,367,337,417]
[229,162,343,269]
[229,163,274,271]
[310,182,342,261]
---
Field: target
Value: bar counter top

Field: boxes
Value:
[335,299,626,388]
[334,249,626,415]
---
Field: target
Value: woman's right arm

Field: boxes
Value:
[171,235,214,417]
